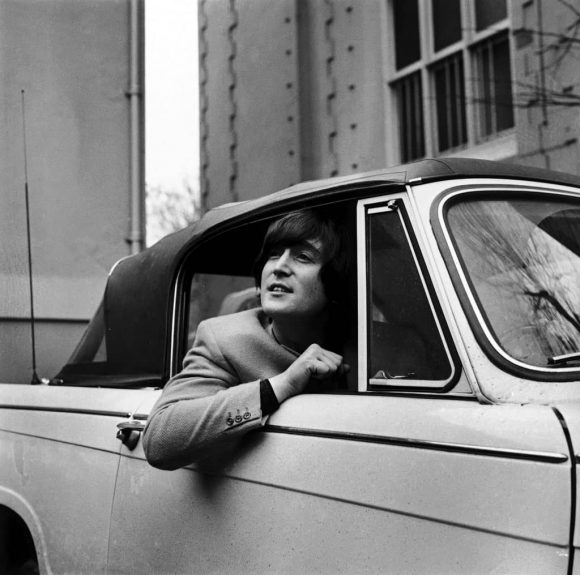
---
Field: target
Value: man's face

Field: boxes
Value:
[260,239,328,320]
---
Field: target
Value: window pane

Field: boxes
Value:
[393,0,421,69]
[474,34,514,138]
[367,206,452,383]
[493,36,515,131]
[433,54,467,151]
[395,73,425,162]
[475,0,507,31]
[447,197,580,367]
[432,0,462,51]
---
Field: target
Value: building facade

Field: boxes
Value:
[199,0,580,209]
[0,0,145,382]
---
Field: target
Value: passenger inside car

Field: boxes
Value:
[142,209,352,469]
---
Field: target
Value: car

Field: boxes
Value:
[1,157,579,574]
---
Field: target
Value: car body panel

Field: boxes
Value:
[0,385,145,573]
[108,393,571,574]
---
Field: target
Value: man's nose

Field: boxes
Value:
[273,249,292,274]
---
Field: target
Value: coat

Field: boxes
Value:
[142,308,297,470]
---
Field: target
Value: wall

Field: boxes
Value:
[0,0,137,382]
[199,0,386,209]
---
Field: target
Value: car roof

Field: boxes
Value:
[62,157,580,384]
[160,157,580,242]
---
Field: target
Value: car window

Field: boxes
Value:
[360,197,456,390]
[445,195,580,371]
[176,201,360,384]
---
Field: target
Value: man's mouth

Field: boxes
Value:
[268,283,292,293]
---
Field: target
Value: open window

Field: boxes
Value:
[174,200,359,385]
[358,196,457,391]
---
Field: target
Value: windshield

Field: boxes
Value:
[446,195,580,370]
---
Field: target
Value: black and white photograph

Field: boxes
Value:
[1,0,580,573]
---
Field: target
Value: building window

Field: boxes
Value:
[475,0,507,31]
[433,54,467,151]
[394,72,425,162]
[388,0,513,162]
[393,0,421,70]
[473,33,515,139]
[432,0,462,52]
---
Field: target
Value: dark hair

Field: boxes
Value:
[253,209,349,305]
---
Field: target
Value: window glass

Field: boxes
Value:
[447,197,580,367]
[474,33,514,138]
[433,53,467,151]
[475,0,507,31]
[367,204,453,385]
[393,0,421,70]
[395,72,425,162]
[432,0,462,51]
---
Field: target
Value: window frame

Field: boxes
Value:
[357,193,460,392]
[384,0,515,165]
[167,191,372,381]
[431,183,580,382]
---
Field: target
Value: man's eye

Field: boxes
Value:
[296,252,313,262]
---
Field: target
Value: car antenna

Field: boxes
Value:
[20,89,41,385]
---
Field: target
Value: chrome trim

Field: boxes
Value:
[356,199,367,392]
[108,254,132,277]
[0,405,131,418]
[437,185,580,376]
[357,193,457,390]
[266,425,568,464]
[169,274,181,377]
[117,419,146,432]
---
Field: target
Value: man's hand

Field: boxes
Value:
[269,344,349,404]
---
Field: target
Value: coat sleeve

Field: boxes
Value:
[142,320,265,470]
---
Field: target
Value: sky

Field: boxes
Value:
[146,0,199,192]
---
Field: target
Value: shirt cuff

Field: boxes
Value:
[260,378,280,415]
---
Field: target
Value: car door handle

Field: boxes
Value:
[116,419,146,450]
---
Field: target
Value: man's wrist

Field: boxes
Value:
[268,373,294,404]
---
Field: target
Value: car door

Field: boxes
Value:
[107,192,573,574]
[0,385,144,574]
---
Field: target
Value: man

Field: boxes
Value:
[143,209,349,470]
